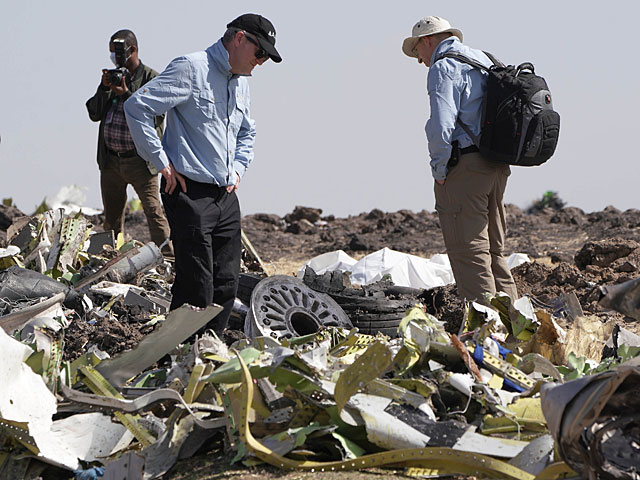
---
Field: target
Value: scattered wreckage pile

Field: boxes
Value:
[1,204,640,479]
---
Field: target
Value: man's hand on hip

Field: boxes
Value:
[436,179,446,185]
[226,172,240,193]
[160,163,187,194]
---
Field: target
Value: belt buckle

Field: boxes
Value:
[115,149,134,158]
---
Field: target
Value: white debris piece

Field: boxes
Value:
[0,245,20,258]
[300,248,530,290]
[45,185,101,216]
[0,326,79,470]
[50,413,133,462]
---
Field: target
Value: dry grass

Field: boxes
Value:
[264,251,371,278]
[264,257,307,277]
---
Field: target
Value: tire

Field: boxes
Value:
[353,325,400,337]
[246,276,353,340]
[350,311,406,336]
[352,319,404,329]
[237,273,263,305]
[335,301,413,314]
[348,312,409,322]
[305,282,417,338]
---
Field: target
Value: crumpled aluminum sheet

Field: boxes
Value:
[599,276,640,321]
[541,357,640,479]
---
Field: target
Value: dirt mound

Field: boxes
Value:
[62,302,155,361]
[78,201,640,279]
[0,204,25,230]
[240,204,640,269]
[525,190,566,214]
[242,204,640,335]
[510,236,640,331]
[574,238,640,270]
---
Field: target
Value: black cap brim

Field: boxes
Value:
[256,36,282,63]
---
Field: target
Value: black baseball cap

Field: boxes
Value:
[227,13,282,63]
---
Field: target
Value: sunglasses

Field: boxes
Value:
[244,33,269,60]
[411,37,426,57]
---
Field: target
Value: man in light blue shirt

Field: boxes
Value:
[125,13,282,333]
[403,16,517,303]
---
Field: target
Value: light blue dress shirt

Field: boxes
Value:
[426,37,492,180]
[124,39,255,186]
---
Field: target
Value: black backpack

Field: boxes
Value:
[435,51,560,166]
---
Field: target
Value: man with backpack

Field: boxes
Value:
[402,16,519,303]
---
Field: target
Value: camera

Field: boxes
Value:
[107,67,128,86]
[106,38,131,86]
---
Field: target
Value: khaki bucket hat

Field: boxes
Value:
[402,16,463,58]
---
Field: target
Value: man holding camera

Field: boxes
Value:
[86,29,171,253]
[124,14,282,333]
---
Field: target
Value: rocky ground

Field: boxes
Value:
[111,198,640,276]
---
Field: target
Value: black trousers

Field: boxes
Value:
[161,177,241,333]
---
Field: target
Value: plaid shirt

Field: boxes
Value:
[87,61,164,171]
[103,98,137,153]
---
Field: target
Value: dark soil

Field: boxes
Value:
[241,203,640,334]
[62,302,154,361]
[242,204,640,269]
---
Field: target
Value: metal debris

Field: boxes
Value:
[2,208,640,478]
[96,304,222,387]
[599,276,640,321]
[245,275,352,340]
[542,358,640,479]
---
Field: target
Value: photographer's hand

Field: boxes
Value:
[110,76,129,96]
[101,69,111,88]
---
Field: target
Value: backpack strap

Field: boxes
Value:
[432,51,498,148]
[456,120,480,147]
[434,52,489,72]
[482,51,503,67]
[434,51,503,70]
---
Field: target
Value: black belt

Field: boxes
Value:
[447,143,479,171]
[107,148,138,158]
[460,145,479,155]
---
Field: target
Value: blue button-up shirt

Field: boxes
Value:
[124,39,255,186]
[426,37,492,180]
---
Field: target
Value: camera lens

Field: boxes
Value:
[108,70,123,85]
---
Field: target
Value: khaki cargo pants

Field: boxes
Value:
[100,153,171,249]
[434,152,518,303]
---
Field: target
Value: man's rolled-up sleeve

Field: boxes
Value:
[426,63,461,181]
[233,92,256,180]
[124,57,193,172]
